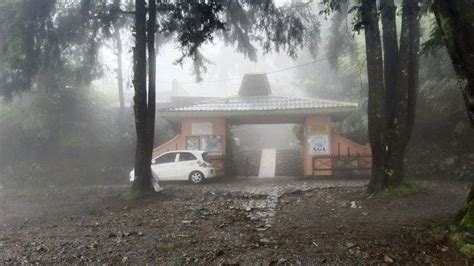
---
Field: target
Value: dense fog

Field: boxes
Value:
[0,0,473,263]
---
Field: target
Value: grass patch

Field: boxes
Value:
[450,232,465,247]
[379,181,419,197]
[415,226,448,244]
[419,225,474,259]
[459,201,474,233]
[428,226,448,241]
[460,244,474,258]
[123,184,155,201]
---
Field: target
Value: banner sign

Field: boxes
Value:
[307,124,330,134]
[308,134,330,155]
[191,122,212,135]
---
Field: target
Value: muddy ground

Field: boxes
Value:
[0,177,471,264]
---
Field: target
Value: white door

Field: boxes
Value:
[174,152,199,180]
[152,152,178,180]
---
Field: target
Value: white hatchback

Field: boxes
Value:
[129,150,216,184]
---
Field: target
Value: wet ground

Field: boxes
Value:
[0,176,471,264]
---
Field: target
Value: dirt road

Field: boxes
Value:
[0,177,470,264]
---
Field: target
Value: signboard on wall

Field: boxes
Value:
[202,135,223,155]
[191,122,212,135]
[308,134,330,155]
[307,124,330,134]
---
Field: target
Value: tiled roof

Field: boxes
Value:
[165,95,358,112]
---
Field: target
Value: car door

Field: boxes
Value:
[175,152,198,180]
[151,152,178,180]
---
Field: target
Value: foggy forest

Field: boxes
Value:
[0,0,473,264]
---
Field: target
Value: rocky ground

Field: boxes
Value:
[0,177,471,264]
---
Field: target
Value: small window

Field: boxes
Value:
[202,152,211,163]
[155,153,177,164]
[179,152,197,161]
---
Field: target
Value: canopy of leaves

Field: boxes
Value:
[157,0,321,80]
[0,0,122,99]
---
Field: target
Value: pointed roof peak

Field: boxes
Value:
[238,73,272,96]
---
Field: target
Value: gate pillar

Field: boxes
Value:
[304,115,332,176]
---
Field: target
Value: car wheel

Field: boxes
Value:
[189,171,204,184]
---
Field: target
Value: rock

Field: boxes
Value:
[441,246,449,252]
[259,238,271,244]
[181,220,193,224]
[122,257,128,263]
[345,242,357,249]
[138,232,144,236]
[245,206,252,212]
[277,258,288,265]
[35,246,47,252]
[216,250,224,256]
[444,156,456,166]
[108,232,116,238]
[384,255,394,264]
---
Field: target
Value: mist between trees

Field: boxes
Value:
[0,0,472,189]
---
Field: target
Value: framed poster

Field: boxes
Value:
[308,134,330,155]
[186,136,200,150]
[201,135,223,155]
[191,122,212,135]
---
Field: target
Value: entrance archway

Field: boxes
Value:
[230,123,303,177]
[155,73,372,177]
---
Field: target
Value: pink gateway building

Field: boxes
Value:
[155,73,371,177]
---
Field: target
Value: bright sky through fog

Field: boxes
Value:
[97,0,311,104]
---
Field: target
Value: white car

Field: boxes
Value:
[129,150,216,185]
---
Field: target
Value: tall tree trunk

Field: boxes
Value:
[404,0,420,155]
[132,0,152,193]
[432,0,474,230]
[381,0,401,186]
[385,0,420,186]
[432,0,474,124]
[146,0,157,165]
[115,29,125,136]
[380,0,399,127]
[362,0,387,194]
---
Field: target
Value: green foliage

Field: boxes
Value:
[427,226,449,241]
[0,0,121,98]
[0,84,165,187]
[379,181,419,197]
[460,244,474,258]
[418,226,474,259]
[450,232,465,247]
[291,124,304,144]
[459,201,474,233]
